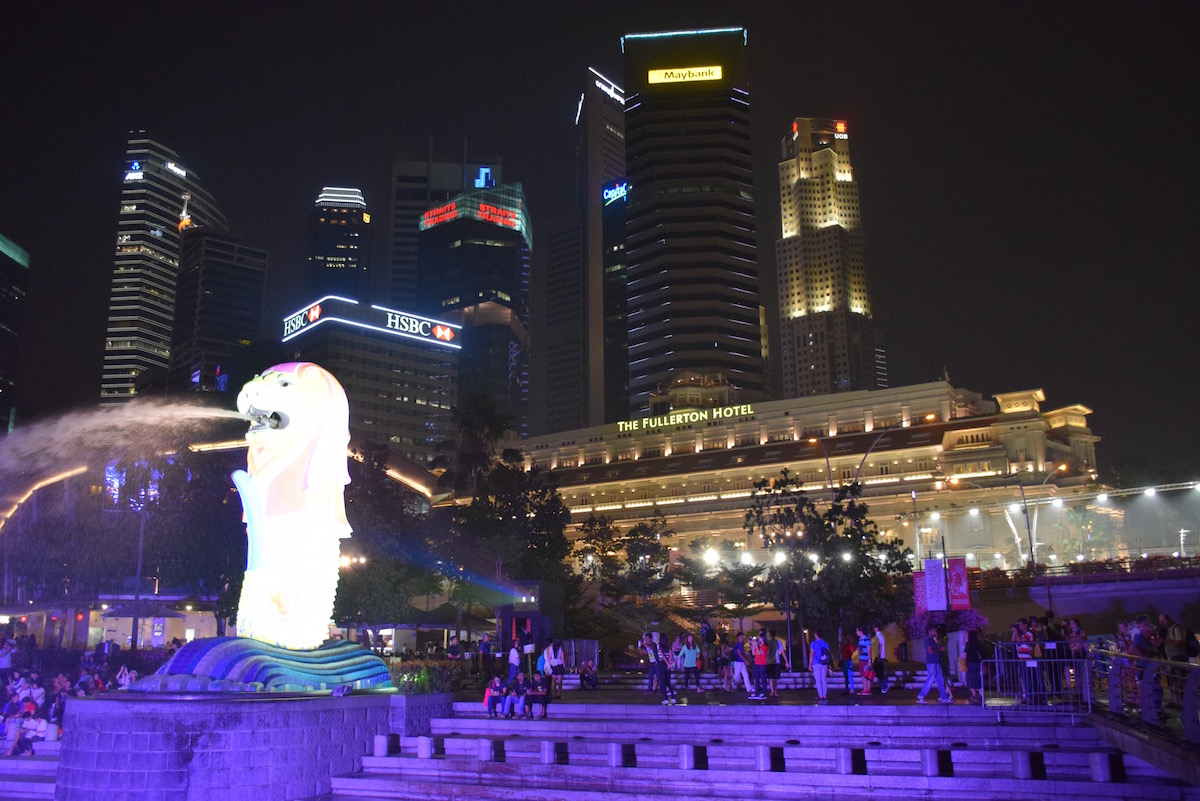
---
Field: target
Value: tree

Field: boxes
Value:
[333,447,441,629]
[436,394,514,499]
[672,539,764,631]
[744,470,913,640]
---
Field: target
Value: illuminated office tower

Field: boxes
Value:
[309,187,370,300]
[101,133,229,403]
[418,183,531,437]
[0,233,29,431]
[168,229,268,396]
[386,147,502,309]
[621,28,764,414]
[776,117,886,396]
[532,68,626,434]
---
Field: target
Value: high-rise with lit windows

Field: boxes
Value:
[532,67,626,434]
[776,117,886,397]
[417,183,531,437]
[101,133,229,403]
[0,233,29,431]
[309,187,370,301]
[621,28,764,414]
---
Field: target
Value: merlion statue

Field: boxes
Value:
[128,361,391,692]
[233,362,351,650]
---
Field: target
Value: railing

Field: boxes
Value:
[983,642,1092,714]
[1091,648,1200,744]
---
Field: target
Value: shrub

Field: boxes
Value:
[387,659,466,694]
[904,609,990,641]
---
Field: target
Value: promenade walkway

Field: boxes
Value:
[325,686,1200,801]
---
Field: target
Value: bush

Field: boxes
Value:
[904,609,990,641]
[387,659,466,694]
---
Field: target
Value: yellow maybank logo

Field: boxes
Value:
[648,65,723,84]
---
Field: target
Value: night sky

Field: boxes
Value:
[3,2,1197,478]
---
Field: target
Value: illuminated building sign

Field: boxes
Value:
[423,202,458,227]
[362,212,371,223]
[616,404,754,433]
[835,121,846,133]
[603,181,629,205]
[124,171,144,181]
[648,65,722,85]
[165,161,187,178]
[418,184,531,247]
[281,296,460,349]
[473,167,494,188]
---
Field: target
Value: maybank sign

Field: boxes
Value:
[281,296,460,349]
[617,404,753,433]
[648,65,722,85]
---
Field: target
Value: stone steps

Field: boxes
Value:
[331,759,1199,801]
[0,746,59,801]
[327,702,1196,800]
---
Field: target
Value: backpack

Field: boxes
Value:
[1186,629,1200,659]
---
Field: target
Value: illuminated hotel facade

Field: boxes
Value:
[418,183,531,437]
[279,295,459,466]
[777,117,886,396]
[522,382,1107,569]
[621,28,765,413]
[309,187,370,301]
[102,133,229,403]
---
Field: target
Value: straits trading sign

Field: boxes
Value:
[281,296,460,349]
[616,404,753,433]
[647,65,723,85]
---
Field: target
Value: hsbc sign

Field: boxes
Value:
[281,296,460,349]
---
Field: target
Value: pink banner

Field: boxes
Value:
[913,571,927,614]
[948,558,970,610]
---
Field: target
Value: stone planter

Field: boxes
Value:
[388,691,453,736]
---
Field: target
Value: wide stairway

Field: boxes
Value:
[0,739,58,800]
[328,697,1200,800]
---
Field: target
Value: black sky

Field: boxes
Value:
[2,2,1197,477]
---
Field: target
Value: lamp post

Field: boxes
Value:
[1024,464,1067,564]
[774,550,793,670]
[852,413,937,487]
[947,476,1028,565]
[806,437,836,504]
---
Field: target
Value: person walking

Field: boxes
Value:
[640,633,659,693]
[654,636,678,705]
[964,629,984,704]
[916,625,953,704]
[730,632,754,695]
[873,625,890,693]
[809,630,832,701]
[856,627,874,696]
[750,630,769,700]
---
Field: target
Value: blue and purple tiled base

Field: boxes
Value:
[129,637,392,693]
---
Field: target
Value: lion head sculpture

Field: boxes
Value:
[236,362,351,527]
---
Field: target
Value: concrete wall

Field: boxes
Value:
[55,693,392,801]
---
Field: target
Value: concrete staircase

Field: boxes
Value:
[0,740,58,800]
[327,701,1200,800]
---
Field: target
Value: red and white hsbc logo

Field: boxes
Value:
[434,325,455,342]
[284,304,321,336]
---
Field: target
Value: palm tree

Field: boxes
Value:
[439,394,514,500]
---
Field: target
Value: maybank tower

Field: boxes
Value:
[621,28,764,415]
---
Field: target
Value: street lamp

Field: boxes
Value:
[1027,464,1068,563]
[851,413,937,487]
[773,549,793,670]
[948,476,1028,565]
[806,437,836,504]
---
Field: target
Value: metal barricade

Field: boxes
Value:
[1092,648,1200,744]
[983,641,1092,713]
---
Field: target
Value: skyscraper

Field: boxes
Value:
[621,28,764,414]
[532,67,626,434]
[0,233,29,432]
[308,187,370,301]
[776,117,886,397]
[386,147,502,310]
[101,133,229,403]
[168,229,268,396]
[417,183,531,437]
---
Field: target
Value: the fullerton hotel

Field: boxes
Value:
[521,379,1110,569]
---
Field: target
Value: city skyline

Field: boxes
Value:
[2,3,1197,477]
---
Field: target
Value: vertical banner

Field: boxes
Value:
[924,559,948,611]
[913,571,928,614]
[948,558,971,610]
[151,618,166,648]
